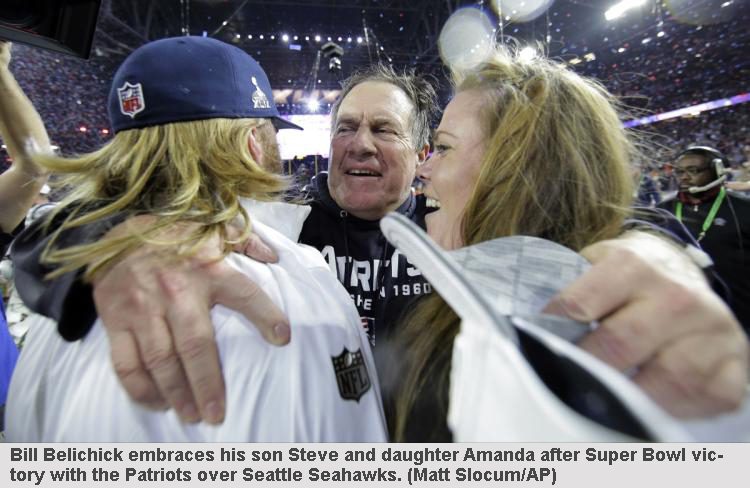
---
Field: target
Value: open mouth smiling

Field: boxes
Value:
[426,197,441,208]
[346,169,382,177]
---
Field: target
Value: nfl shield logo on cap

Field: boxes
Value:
[117,81,145,118]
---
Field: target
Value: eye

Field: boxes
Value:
[335,125,354,134]
[434,144,450,154]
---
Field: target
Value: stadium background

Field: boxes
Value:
[0,0,748,197]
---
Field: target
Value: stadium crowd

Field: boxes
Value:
[0,5,747,171]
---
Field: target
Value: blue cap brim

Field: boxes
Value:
[272,117,303,131]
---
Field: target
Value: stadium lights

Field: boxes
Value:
[624,93,750,129]
[356,37,363,44]
[604,0,647,21]
[721,1,733,7]
[307,99,320,111]
[282,34,289,42]
[315,35,321,42]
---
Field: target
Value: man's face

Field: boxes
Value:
[674,154,715,192]
[328,81,422,221]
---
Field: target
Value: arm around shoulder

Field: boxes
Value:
[0,41,52,233]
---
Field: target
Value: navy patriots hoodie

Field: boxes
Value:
[300,173,432,345]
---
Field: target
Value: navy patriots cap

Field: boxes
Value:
[107,36,302,133]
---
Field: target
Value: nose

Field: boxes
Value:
[417,157,433,183]
[348,125,377,159]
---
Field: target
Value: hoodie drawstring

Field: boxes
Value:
[340,210,351,290]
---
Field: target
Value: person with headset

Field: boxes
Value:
[659,146,750,335]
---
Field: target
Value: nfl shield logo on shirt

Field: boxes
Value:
[331,347,371,402]
[117,81,145,118]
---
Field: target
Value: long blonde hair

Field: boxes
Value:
[394,47,638,440]
[39,118,286,280]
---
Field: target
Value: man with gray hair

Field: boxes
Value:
[301,63,438,344]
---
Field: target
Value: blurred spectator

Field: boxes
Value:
[658,146,750,334]
[636,170,662,207]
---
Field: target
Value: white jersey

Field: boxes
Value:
[6,202,387,442]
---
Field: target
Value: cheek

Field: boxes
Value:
[386,149,416,187]
[329,136,347,162]
[435,160,480,213]
[433,161,461,199]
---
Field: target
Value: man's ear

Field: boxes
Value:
[417,143,430,164]
[247,126,264,163]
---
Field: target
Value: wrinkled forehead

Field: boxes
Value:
[334,81,415,128]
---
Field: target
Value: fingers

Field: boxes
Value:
[93,242,213,423]
[543,245,644,323]
[163,278,226,424]
[543,232,749,417]
[226,215,278,263]
[108,329,166,410]
[92,216,289,425]
[633,333,748,418]
[94,262,169,412]
[209,261,290,345]
[137,312,199,423]
[575,280,707,372]
[237,232,278,263]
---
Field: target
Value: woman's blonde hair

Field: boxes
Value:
[393,46,638,440]
[39,117,286,280]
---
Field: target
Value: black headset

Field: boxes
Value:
[676,146,729,193]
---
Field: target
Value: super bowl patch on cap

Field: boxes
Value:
[251,76,271,109]
[117,82,145,118]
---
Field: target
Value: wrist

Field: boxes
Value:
[7,163,49,182]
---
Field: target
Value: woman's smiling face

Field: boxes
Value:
[422,90,488,250]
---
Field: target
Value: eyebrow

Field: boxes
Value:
[433,129,457,140]
[335,115,360,126]
[336,114,403,130]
